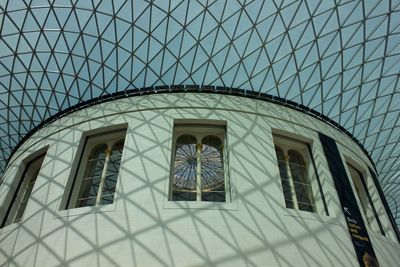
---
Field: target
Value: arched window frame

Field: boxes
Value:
[1,149,47,228]
[273,135,318,213]
[66,129,126,209]
[170,124,227,202]
[346,162,385,235]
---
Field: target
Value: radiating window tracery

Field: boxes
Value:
[171,125,226,202]
[172,134,197,201]
[201,135,225,202]
[0,0,399,228]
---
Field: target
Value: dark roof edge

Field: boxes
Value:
[6,85,377,174]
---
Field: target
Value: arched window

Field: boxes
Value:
[274,136,317,212]
[67,129,126,209]
[1,152,47,227]
[347,163,384,234]
[171,125,226,202]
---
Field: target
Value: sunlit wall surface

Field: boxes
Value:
[0,1,399,225]
[0,94,399,267]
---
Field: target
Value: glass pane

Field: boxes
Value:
[75,144,107,207]
[201,136,225,202]
[172,135,197,201]
[202,185,225,202]
[288,150,315,212]
[76,177,100,207]
[297,202,315,212]
[275,146,293,209]
[83,144,107,179]
[294,182,315,212]
[100,194,115,205]
[111,140,124,157]
[281,176,294,209]
[77,196,96,207]
[99,139,125,204]
[102,173,118,196]
[84,158,105,178]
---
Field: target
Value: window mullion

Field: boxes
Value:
[196,143,202,202]
[96,149,111,205]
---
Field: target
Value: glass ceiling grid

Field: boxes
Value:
[0,0,400,227]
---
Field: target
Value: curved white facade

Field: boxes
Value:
[0,93,399,267]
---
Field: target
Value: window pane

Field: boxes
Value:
[172,135,197,201]
[201,136,225,202]
[77,196,96,207]
[100,140,124,204]
[76,144,107,207]
[83,144,107,179]
[275,146,294,209]
[100,194,115,205]
[288,150,315,212]
[76,177,100,207]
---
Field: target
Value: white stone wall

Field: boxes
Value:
[0,93,398,267]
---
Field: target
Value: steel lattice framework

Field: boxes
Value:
[0,0,399,225]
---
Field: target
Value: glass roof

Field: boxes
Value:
[0,0,399,225]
